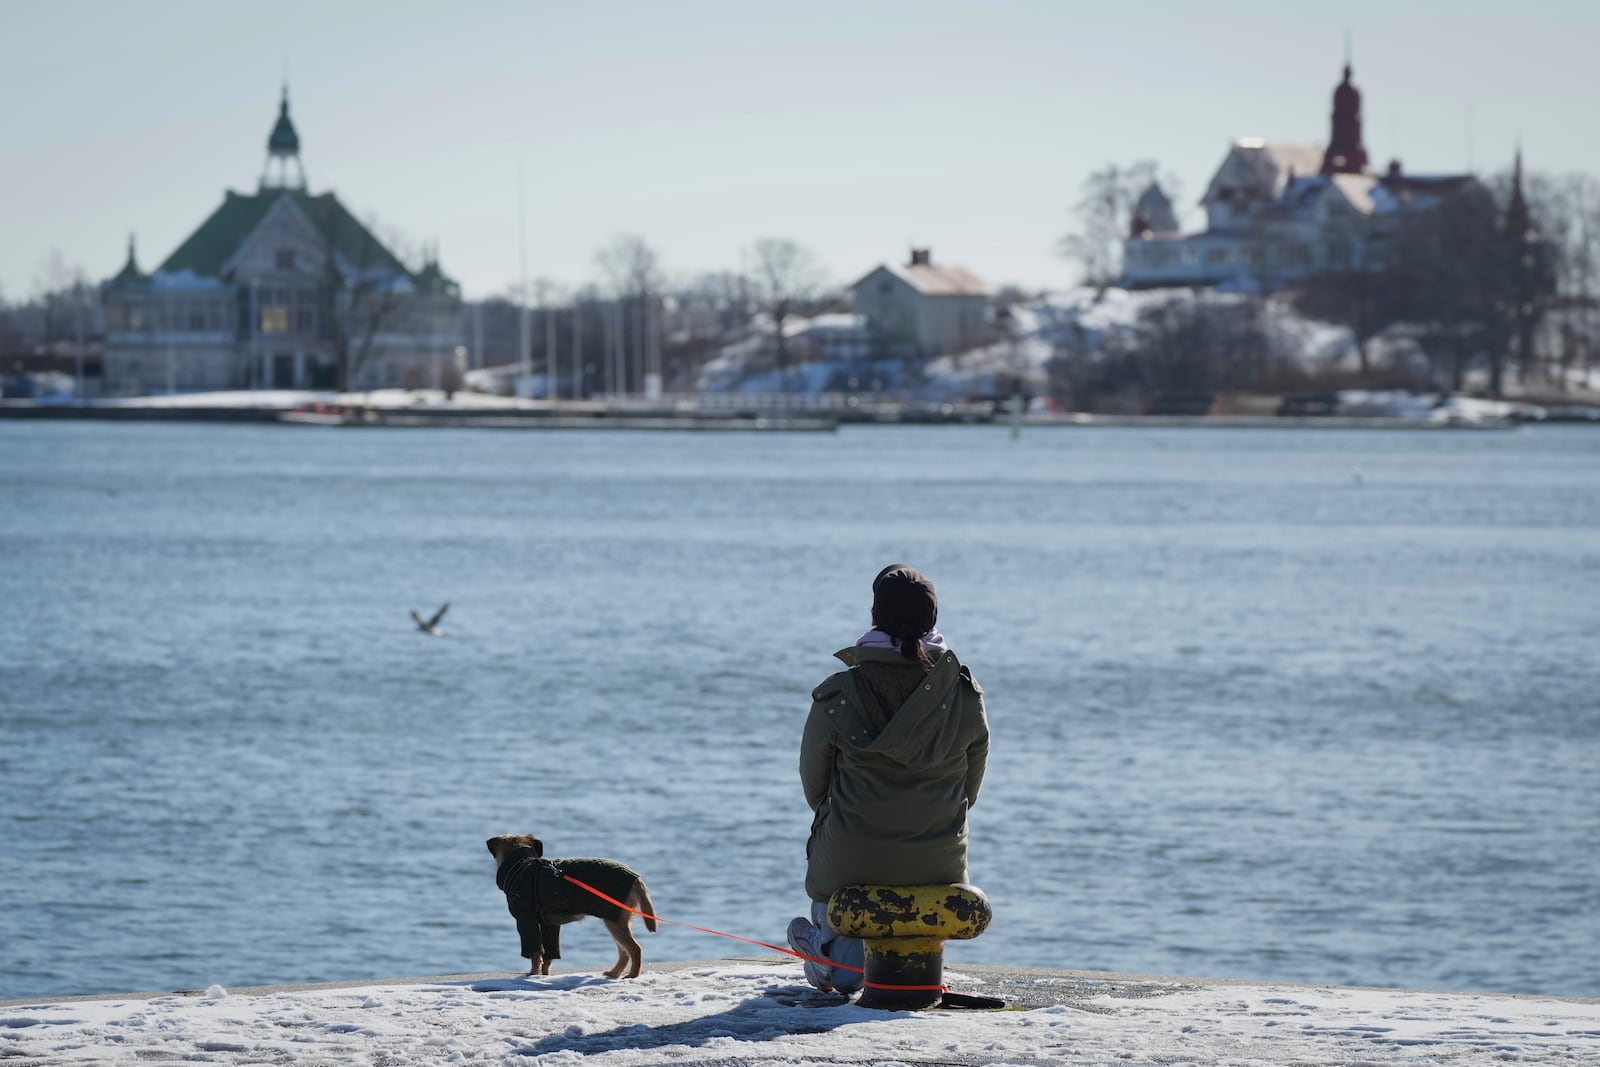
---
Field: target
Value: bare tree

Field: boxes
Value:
[1127,295,1274,408]
[664,272,756,389]
[1292,228,1396,378]
[32,250,89,349]
[594,234,663,393]
[1546,174,1600,390]
[311,205,418,391]
[0,283,21,361]
[1045,295,1277,413]
[1488,168,1562,391]
[746,237,827,391]
[594,234,661,295]
[1059,161,1171,292]
[569,283,607,398]
[534,278,564,399]
[1385,184,1515,393]
[466,293,522,370]
[688,270,756,337]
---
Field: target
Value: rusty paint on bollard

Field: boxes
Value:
[827,884,992,940]
[826,885,992,1011]
[859,939,946,1010]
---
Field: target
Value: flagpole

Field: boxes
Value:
[518,159,530,399]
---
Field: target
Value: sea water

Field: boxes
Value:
[1,420,1596,1000]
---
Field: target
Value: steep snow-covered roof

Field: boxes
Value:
[1369,173,1480,215]
[852,261,990,297]
[1329,172,1380,215]
[1132,182,1181,234]
[1225,140,1327,200]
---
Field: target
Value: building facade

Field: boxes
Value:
[101,89,463,396]
[1121,64,1483,293]
[850,249,992,359]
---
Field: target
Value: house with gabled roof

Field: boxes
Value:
[1120,63,1485,293]
[100,89,462,396]
[849,248,992,359]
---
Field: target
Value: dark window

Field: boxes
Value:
[276,249,295,271]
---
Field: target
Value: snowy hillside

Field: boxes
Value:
[692,286,1598,413]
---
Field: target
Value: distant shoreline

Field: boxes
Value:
[0,400,841,432]
[0,397,1548,431]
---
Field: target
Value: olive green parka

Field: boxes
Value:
[800,645,989,902]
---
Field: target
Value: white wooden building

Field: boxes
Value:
[850,249,992,359]
[1121,64,1482,293]
[100,89,462,396]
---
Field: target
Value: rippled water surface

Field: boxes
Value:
[2,420,1596,1000]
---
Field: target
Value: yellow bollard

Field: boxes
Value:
[826,884,991,1010]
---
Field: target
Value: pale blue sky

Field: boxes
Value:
[4,0,1595,302]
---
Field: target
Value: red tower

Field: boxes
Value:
[1320,64,1369,175]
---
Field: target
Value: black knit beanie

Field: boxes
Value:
[871,563,938,642]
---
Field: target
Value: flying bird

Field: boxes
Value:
[411,603,449,636]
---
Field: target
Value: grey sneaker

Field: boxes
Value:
[786,916,833,991]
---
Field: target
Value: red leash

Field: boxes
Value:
[560,873,947,994]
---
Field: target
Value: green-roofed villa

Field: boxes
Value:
[100,88,463,395]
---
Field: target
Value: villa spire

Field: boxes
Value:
[261,84,307,191]
[1320,57,1369,175]
[1505,145,1533,238]
[111,233,148,287]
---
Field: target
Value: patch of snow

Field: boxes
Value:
[149,270,229,292]
[102,389,330,409]
[1440,395,1542,422]
[1336,390,1445,419]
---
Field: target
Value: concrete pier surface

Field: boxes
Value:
[4,958,1596,1064]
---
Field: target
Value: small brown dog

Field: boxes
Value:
[486,833,658,979]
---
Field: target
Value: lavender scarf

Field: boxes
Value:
[855,628,948,656]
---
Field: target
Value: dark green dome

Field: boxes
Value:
[268,91,300,157]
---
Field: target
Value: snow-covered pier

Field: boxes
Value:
[4,960,1596,1065]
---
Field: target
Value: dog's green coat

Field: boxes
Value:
[494,850,643,960]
